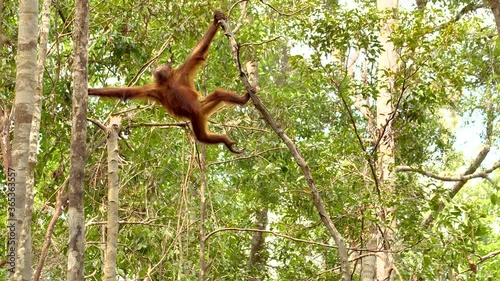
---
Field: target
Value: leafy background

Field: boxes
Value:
[1,0,499,280]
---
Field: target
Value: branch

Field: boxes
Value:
[112,104,152,115]
[128,122,188,128]
[240,36,282,47]
[127,15,193,87]
[87,117,107,131]
[205,227,339,249]
[326,72,380,195]
[209,121,271,133]
[478,249,500,264]
[228,0,248,34]
[259,0,310,16]
[458,249,500,275]
[421,107,494,228]
[217,14,351,280]
[207,147,282,167]
[396,161,500,182]
[85,219,170,227]
[34,189,69,281]
[435,3,486,31]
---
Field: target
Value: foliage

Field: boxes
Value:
[1,0,499,280]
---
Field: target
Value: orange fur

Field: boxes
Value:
[89,11,249,153]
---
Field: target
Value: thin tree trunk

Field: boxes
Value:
[10,0,38,279]
[34,189,69,281]
[364,0,398,280]
[0,0,5,59]
[488,0,500,37]
[198,145,207,281]
[247,208,268,281]
[104,117,121,280]
[199,64,209,281]
[0,109,11,175]
[27,0,51,279]
[67,0,89,279]
[245,61,267,281]
[360,228,377,280]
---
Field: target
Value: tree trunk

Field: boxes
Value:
[10,0,38,279]
[488,0,500,37]
[67,0,89,279]
[245,61,268,281]
[360,228,377,280]
[28,0,51,278]
[247,209,268,281]
[0,0,5,60]
[104,117,121,280]
[198,145,207,281]
[361,0,398,280]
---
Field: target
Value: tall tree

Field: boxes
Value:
[245,61,268,281]
[10,0,37,279]
[26,0,51,278]
[67,0,89,279]
[104,117,121,280]
[376,0,397,279]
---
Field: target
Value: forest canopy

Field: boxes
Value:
[0,0,499,280]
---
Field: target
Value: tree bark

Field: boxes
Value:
[28,0,51,278]
[247,209,268,281]
[67,0,89,280]
[10,0,38,279]
[34,190,68,281]
[198,145,207,281]
[245,61,267,281]
[104,117,121,280]
[361,0,398,280]
[488,0,500,37]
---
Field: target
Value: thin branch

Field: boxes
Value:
[435,3,486,31]
[127,16,193,87]
[229,0,248,34]
[396,161,500,182]
[478,249,500,263]
[240,36,282,47]
[228,0,248,20]
[209,121,271,133]
[127,122,188,128]
[326,72,380,195]
[205,227,339,249]
[372,52,427,158]
[458,249,500,274]
[217,14,351,280]
[207,147,283,167]
[323,253,386,276]
[205,227,402,254]
[422,103,495,228]
[87,117,107,131]
[34,189,69,281]
[112,104,153,115]
[85,219,170,228]
[259,0,310,16]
